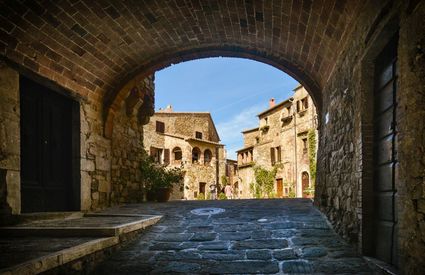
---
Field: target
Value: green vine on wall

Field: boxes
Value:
[308,129,317,184]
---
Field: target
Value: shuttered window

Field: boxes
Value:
[156,121,165,133]
[164,149,170,165]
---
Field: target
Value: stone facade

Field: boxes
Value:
[314,1,425,271]
[143,106,226,200]
[237,86,317,199]
[224,159,239,198]
[0,60,154,218]
[0,62,20,221]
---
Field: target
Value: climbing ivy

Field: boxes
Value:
[307,129,317,184]
[250,165,279,198]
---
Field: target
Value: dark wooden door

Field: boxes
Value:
[276,179,283,198]
[302,172,309,198]
[21,77,76,212]
[372,35,398,266]
[199,182,206,195]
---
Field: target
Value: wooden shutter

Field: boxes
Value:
[270,147,275,165]
[156,121,165,133]
[164,149,170,165]
[277,146,282,162]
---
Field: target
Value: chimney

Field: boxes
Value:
[164,104,173,112]
[269,98,275,108]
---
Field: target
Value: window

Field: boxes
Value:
[271,147,275,165]
[192,147,201,163]
[199,182,206,195]
[173,147,182,162]
[271,146,281,165]
[204,149,212,164]
[156,121,165,133]
[296,97,309,113]
[302,138,308,154]
[195,131,203,139]
[276,146,282,162]
[150,146,163,164]
[302,97,309,109]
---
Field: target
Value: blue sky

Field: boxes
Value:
[155,57,298,160]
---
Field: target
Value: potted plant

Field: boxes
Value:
[140,155,183,202]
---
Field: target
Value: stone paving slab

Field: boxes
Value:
[94,199,374,274]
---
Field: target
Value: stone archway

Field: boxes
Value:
[103,48,324,138]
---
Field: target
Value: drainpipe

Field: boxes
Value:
[215,146,220,192]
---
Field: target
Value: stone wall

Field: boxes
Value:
[0,61,20,221]
[315,0,425,272]
[80,98,112,211]
[0,60,155,214]
[237,87,317,198]
[110,76,155,204]
[397,1,425,271]
[143,110,224,200]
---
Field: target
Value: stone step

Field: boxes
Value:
[0,213,162,274]
[0,237,118,275]
[0,214,161,237]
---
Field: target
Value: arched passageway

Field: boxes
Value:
[0,0,424,272]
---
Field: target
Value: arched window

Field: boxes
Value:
[204,149,212,164]
[192,147,201,163]
[172,147,182,163]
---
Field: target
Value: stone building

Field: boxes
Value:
[143,105,226,200]
[237,85,317,198]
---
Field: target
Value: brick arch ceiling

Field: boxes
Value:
[0,0,363,133]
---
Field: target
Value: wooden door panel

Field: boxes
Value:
[375,221,393,263]
[375,163,394,191]
[371,34,398,266]
[376,135,394,165]
[375,108,394,139]
[375,192,394,221]
[20,76,75,212]
[376,60,394,90]
[276,179,283,198]
[375,81,394,113]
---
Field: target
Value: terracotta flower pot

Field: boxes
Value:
[155,187,172,202]
[146,190,157,202]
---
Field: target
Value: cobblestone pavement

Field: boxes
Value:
[94,199,373,274]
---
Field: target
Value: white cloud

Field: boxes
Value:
[216,103,264,160]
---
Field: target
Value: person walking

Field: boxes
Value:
[224,184,233,200]
[209,183,217,200]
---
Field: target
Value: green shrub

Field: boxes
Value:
[140,150,183,195]
[197,193,205,200]
[218,193,227,200]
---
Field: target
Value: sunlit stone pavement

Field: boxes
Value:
[94,199,372,274]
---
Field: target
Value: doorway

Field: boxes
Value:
[276,179,283,198]
[199,182,206,196]
[20,76,80,212]
[371,34,399,266]
[301,172,309,198]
